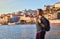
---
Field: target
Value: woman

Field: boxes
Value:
[36,9,46,39]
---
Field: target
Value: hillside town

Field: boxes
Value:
[0,2,60,25]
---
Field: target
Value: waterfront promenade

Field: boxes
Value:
[49,20,60,24]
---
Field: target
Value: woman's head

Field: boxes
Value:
[37,9,43,16]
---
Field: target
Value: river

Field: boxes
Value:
[45,24,60,39]
[0,24,60,39]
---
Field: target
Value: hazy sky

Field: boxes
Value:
[0,0,60,14]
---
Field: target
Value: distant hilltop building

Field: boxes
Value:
[44,2,60,11]
[44,2,60,19]
[44,5,53,10]
[54,2,60,8]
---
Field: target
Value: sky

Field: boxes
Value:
[0,0,60,14]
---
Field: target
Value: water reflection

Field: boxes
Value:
[0,24,60,39]
[46,24,60,39]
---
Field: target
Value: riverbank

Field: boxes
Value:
[49,20,60,24]
[0,20,60,25]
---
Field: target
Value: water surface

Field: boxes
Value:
[0,24,60,39]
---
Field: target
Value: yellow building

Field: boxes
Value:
[54,2,60,8]
[43,2,60,19]
[25,17,31,23]
[3,16,8,23]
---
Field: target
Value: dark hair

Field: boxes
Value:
[37,9,43,16]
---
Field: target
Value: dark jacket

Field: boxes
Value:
[36,16,50,32]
